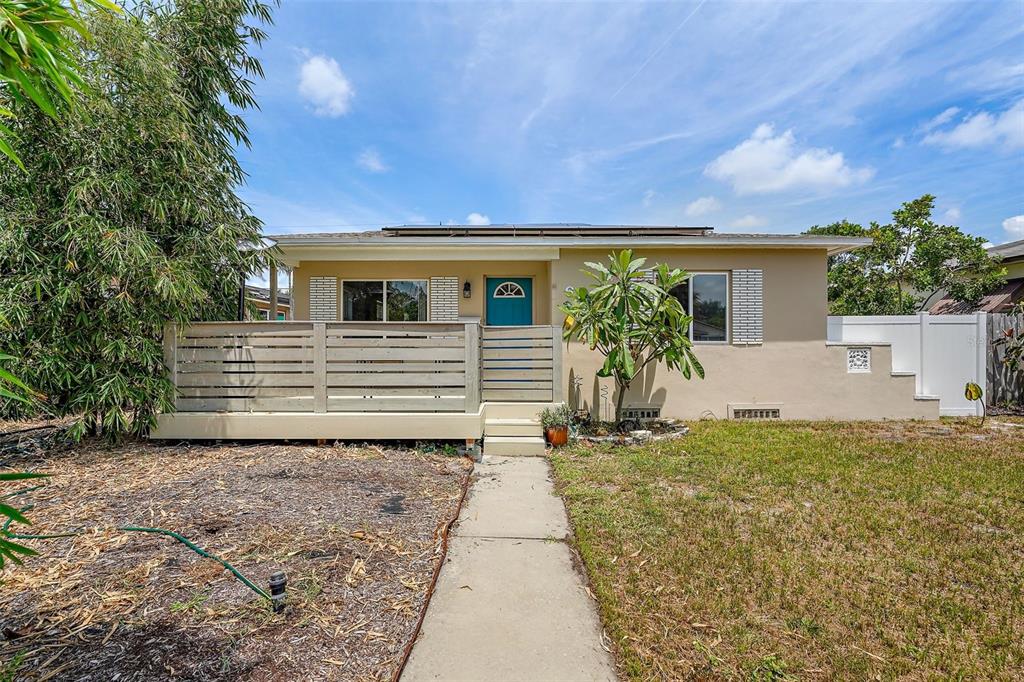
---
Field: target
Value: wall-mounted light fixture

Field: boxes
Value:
[463,281,472,298]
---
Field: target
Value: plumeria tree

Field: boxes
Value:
[561,250,704,424]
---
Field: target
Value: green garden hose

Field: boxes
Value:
[118,526,271,601]
[7,515,271,602]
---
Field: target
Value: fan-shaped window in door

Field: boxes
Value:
[493,281,526,298]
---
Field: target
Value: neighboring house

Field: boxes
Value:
[153,224,939,447]
[929,239,1024,314]
[245,285,291,320]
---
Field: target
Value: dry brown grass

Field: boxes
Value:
[551,419,1024,681]
[0,434,470,681]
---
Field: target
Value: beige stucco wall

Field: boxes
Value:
[549,247,827,343]
[551,248,935,420]
[292,260,551,324]
[1004,260,1024,280]
[565,341,934,420]
[289,247,936,420]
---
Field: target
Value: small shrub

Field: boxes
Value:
[538,403,575,429]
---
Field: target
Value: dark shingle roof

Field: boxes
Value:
[990,239,1024,262]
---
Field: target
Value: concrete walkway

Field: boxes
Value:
[402,456,618,682]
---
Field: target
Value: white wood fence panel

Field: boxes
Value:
[827,313,987,416]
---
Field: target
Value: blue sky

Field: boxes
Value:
[238,0,1024,252]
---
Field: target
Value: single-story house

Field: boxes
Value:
[152,224,937,452]
[929,239,1024,314]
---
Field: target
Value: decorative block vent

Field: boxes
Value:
[309,276,337,321]
[622,407,661,420]
[729,403,783,420]
[731,269,764,345]
[847,347,871,373]
[429,277,459,321]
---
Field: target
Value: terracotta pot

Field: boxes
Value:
[545,425,569,447]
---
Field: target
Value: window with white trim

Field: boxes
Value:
[669,273,729,343]
[342,280,428,321]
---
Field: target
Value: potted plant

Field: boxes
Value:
[539,403,574,447]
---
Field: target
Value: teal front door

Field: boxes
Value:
[485,277,533,326]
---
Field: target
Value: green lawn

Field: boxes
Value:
[551,420,1024,680]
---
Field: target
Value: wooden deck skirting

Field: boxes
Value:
[155,321,563,439]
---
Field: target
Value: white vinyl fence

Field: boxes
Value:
[827,313,987,416]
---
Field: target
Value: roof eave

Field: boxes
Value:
[268,235,873,253]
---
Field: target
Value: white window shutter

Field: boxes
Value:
[309,276,338,321]
[429,277,459,321]
[731,269,763,344]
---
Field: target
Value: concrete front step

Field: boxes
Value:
[484,418,543,437]
[482,401,553,419]
[483,435,547,457]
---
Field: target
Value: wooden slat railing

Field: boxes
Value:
[325,323,471,412]
[171,323,317,412]
[480,326,561,402]
[166,322,476,413]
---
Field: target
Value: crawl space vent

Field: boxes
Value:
[730,404,782,420]
[622,407,661,420]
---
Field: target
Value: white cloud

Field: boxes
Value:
[923,100,1024,150]
[684,196,722,217]
[947,59,1024,93]
[356,148,389,173]
[466,212,491,225]
[705,124,874,195]
[918,106,961,133]
[298,54,354,117]
[892,136,905,149]
[1003,215,1024,239]
[730,214,768,229]
[942,207,961,223]
[642,189,656,207]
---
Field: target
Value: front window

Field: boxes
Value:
[343,280,427,321]
[386,280,428,321]
[669,273,729,342]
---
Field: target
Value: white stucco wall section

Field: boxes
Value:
[827,313,988,416]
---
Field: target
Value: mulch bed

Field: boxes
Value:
[0,427,472,681]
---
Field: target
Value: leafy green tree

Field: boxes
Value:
[807,195,1004,315]
[0,1,276,440]
[0,352,48,568]
[0,351,30,403]
[561,250,704,424]
[0,0,118,166]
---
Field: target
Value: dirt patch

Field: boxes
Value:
[0,432,471,681]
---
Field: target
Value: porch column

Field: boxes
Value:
[465,322,480,413]
[269,263,278,321]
